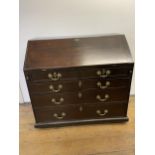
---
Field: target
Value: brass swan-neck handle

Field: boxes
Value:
[96,109,108,116]
[49,84,63,92]
[48,72,62,81]
[96,69,111,78]
[97,81,110,89]
[51,98,64,105]
[96,94,110,102]
[53,112,66,119]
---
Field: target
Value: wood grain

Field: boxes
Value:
[20,96,134,155]
[24,35,133,70]
[24,35,134,127]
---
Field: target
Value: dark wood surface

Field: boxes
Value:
[30,88,129,106]
[24,35,134,128]
[31,91,80,107]
[28,78,130,93]
[24,35,133,70]
[25,64,133,82]
[34,102,127,124]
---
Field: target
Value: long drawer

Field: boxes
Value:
[30,87,129,107]
[34,103,127,123]
[25,65,133,82]
[27,77,131,93]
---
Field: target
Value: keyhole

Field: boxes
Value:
[79,106,83,112]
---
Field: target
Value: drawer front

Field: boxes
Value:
[80,78,131,90]
[34,102,127,123]
[28,80,79,93]
[30,92,80,107]
[28,78,131,93]
[79,66,132,78]
[25,65,133,82]
[34,105,84,123]
[26,69,79,82]
[84,103,127,119]
[82,88,129,103]
[30,87,130,107]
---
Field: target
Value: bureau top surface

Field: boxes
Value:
[24,35,133,70]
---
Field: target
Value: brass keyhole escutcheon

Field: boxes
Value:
[78,80,82,88]
[79,106,83,112]
[78,92,82,98]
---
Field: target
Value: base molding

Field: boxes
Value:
[35,117,129,128]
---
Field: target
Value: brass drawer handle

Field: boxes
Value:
[48,72,62,81]
[53,112,66,119]
[96,109,108,116]
[49,84,63,92]
[51,98,64,105]
[96,94,110,102]
[97,81,110,89]
[96,69,111,78]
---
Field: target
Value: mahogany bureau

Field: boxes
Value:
[24,35,134,128]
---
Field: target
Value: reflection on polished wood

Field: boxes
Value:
[20,96,134,155]
[24,35,133,70]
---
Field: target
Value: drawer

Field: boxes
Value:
[25,65,133,82]
[34,102,127,123]
[80,78,131,90]
[30,87,130,107]
[34,104,84,123]
[84,102,127,119]
[30,92,80,107]
[82,88,130,103]
[25,68,79,82]
[79,66,132,79]
[28,80,79,93]
[28,78,131,93]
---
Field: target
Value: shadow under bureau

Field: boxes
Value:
[24,35,134,128]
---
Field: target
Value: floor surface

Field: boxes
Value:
[20,96,135,155]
